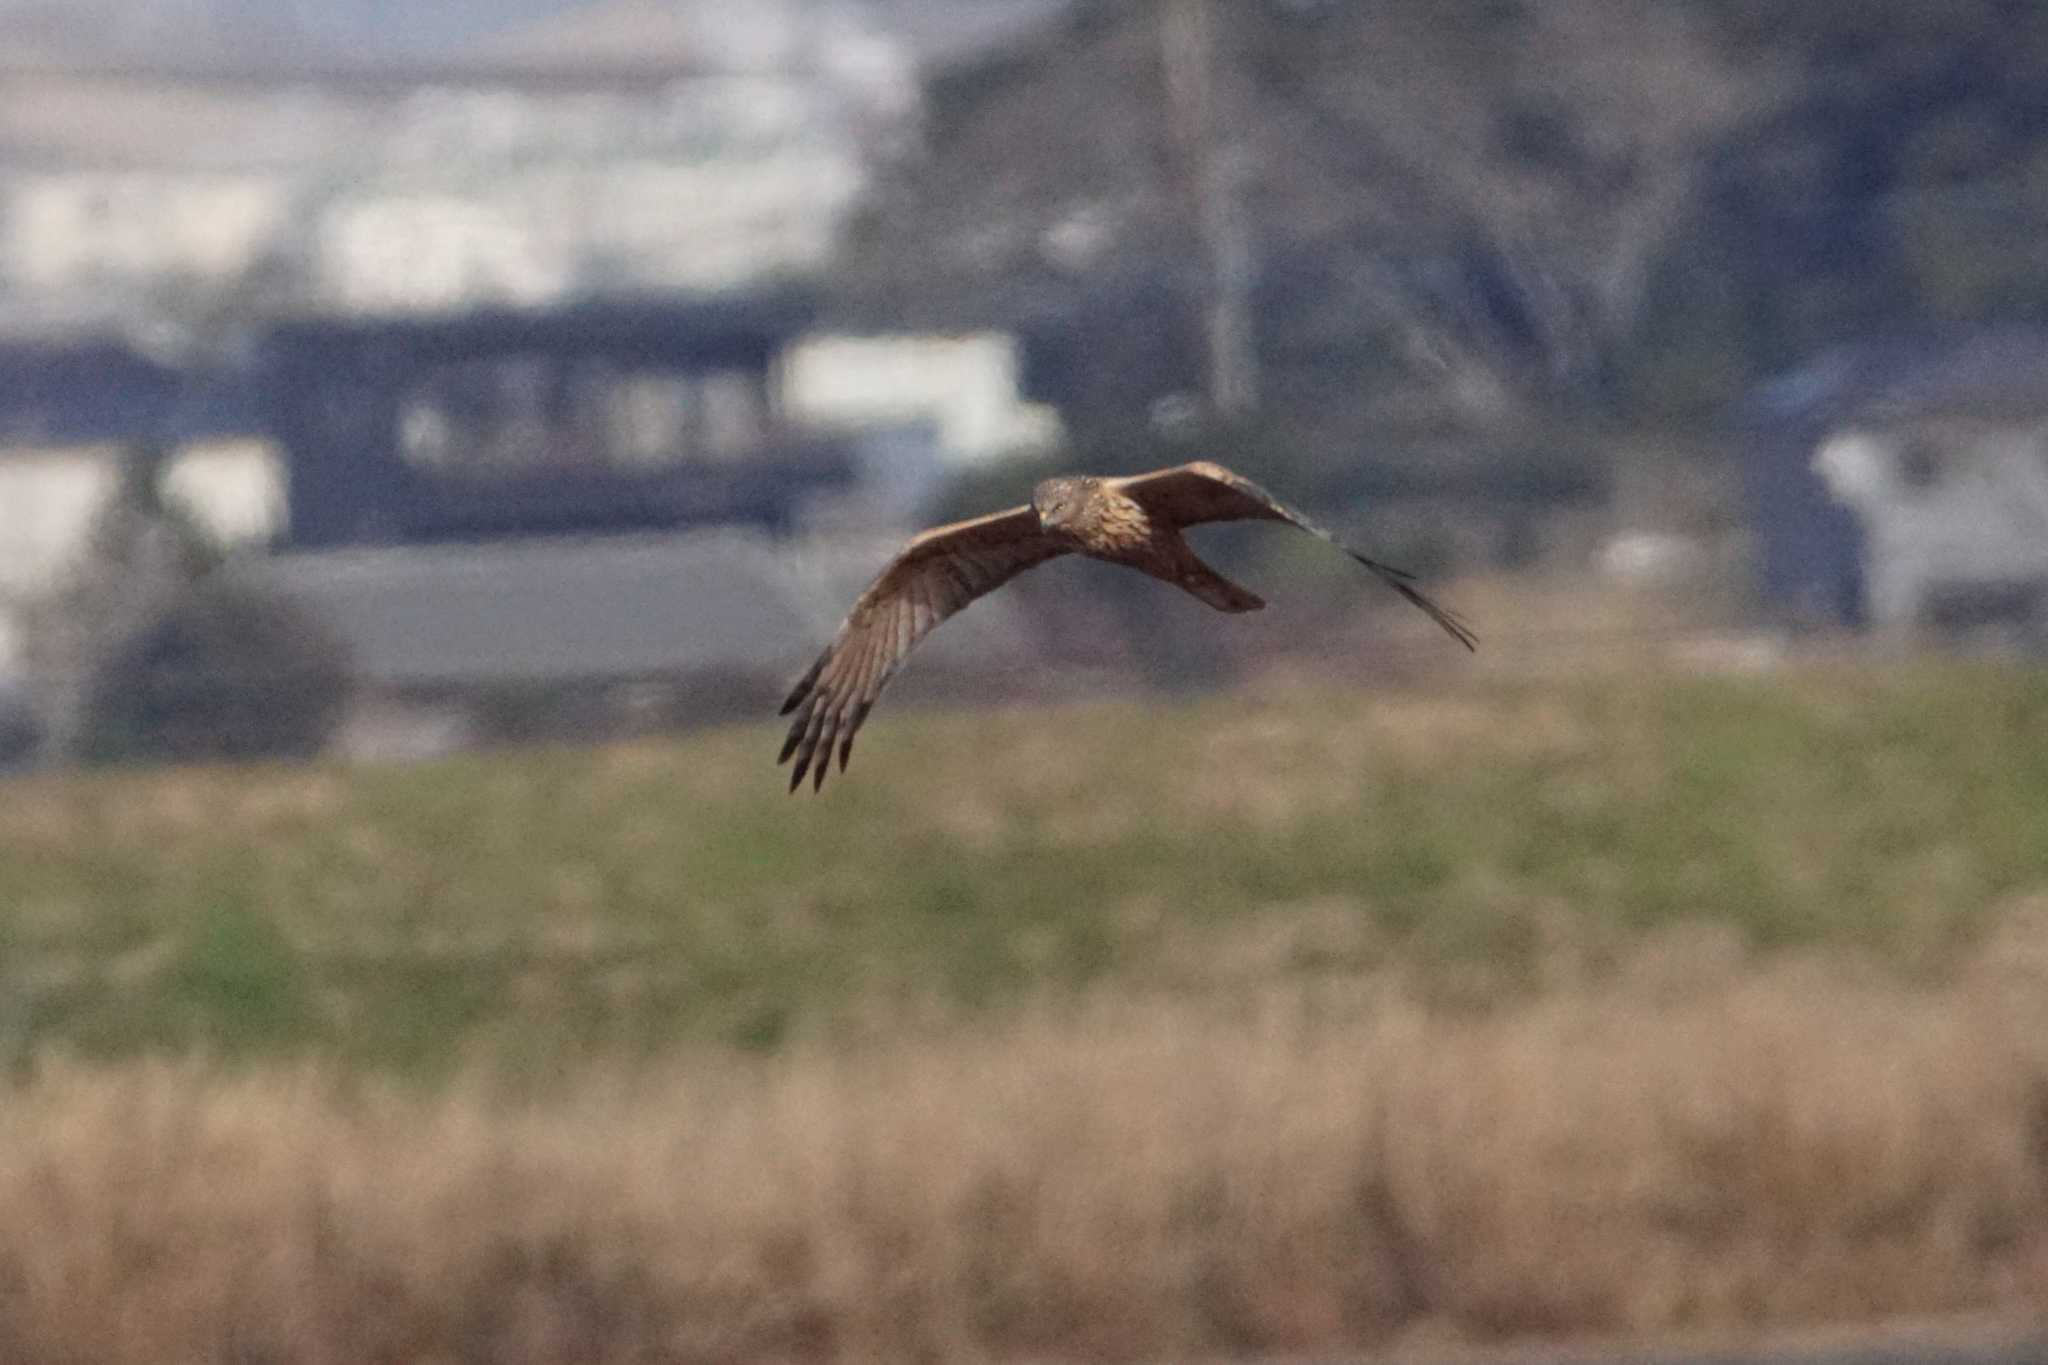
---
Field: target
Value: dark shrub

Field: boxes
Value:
[80,579,352,764]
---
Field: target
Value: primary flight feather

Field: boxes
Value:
[778,460,1475,790]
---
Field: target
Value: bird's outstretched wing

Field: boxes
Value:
[1108,461,1477,651]
[779,505,1068,791]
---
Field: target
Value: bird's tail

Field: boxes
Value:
[1177,562,1265,613]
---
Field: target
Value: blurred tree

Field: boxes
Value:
[847,0,2048,451]
[1239,0,1776,416]
[77,575,350,765]
[840,0,1778,443]
[1635,0,2048,409]
[17,438,221,761]
[20,435,351,767]
[15,164,342,766]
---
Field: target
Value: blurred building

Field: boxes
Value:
[0,331,273,674]
[0,3,1084,764]
[245,293,1047,760]
[783,332,1062,465]
[0,1,1084,328]
[1743,329,2048,642]
[0,287,1059,766]
[0,49,898,324]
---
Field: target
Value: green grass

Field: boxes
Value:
[4,661,2048,1075]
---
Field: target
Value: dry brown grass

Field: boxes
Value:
[5,956,2048,1364]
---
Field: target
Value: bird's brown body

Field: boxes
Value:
[1056,480,1155,557]
[1034,475,1265,612]
[777,461,1475,790]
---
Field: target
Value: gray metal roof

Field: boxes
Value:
[230,526,1038,690]
[233,530,808,687]
[1743,327,2048,436]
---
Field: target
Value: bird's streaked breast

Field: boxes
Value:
[1072,489,1156,560]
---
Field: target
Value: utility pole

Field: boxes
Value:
[1161,0,1258,416]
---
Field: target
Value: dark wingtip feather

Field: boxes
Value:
[783,699,851,794]
[788,734,820,791]
[777,701,812,764]
[1350,552,1477,652]
[781,691,825,790]
[1399,583,1479,652]
[780,650,828,715]
[790,738,820,789]
[779,639,877,792]
[811,714,842,792]
[840,702,871,774]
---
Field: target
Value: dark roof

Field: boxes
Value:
[1741,327,2048,436]
[261,286,821,359]
[233,528,1036,689]
[0,334,223,445]
[236,532,815,687]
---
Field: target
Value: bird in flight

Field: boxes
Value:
[778,460,1475,790]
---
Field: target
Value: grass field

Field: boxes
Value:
[3,660,2047,1074]
[4,660,2048,1361]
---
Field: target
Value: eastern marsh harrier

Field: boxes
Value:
[778,461,1475,790]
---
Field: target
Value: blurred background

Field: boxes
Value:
[7,0,2048,764]
[5,4,2048,1363]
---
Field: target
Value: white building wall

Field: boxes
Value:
[783,332,1064,463]
[160,440,287,548]
[0,449,122,600]
[1815,425,2048,627]
[0,24,909,319]
[3,172,290,293]
[316,195,572,311]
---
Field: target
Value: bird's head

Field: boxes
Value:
[1031,477,1090,530]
